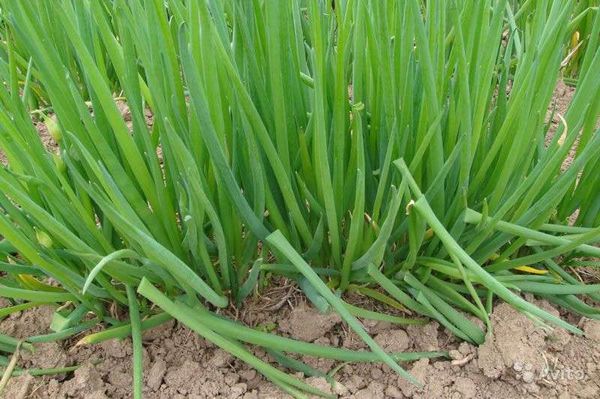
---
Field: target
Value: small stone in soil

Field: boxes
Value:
[582,319,600,342]
[374,328,410,352]
[453,376,478,399]
[458,342,473,355]
[209,349,233,368]
[279,304,341,342]
[147,358,167,391]
[385,384,404,399]
[398,358,430,397]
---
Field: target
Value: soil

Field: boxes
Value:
[1,297,599,399]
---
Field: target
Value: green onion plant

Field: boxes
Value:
[0,1,599,397]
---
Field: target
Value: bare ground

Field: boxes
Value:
[1,295,599,399]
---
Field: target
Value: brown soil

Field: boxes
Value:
[1,298,599,399]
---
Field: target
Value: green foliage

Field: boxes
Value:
[0,0,599,396]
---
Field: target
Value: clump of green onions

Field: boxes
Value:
[0,1,599,397]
